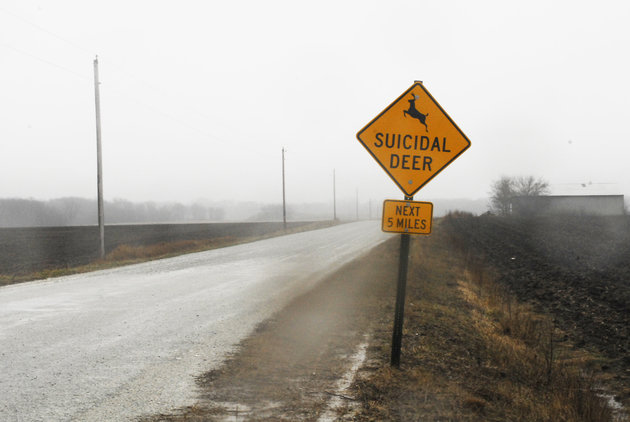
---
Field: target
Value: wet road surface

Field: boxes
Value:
[0,221,387,421]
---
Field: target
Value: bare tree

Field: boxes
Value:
[489,176,550,216]
[514,176,550,196]
[489,176,515,216]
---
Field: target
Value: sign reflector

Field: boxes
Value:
[382,199,433,235]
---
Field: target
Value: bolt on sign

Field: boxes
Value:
[382,199,433,235]
[356,82,471,196]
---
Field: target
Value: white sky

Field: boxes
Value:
[1,0,629,205]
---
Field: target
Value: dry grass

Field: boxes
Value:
[104,237,236,262]
[460,271,610,421]
[351,222,614,421]
[0,240,230,286]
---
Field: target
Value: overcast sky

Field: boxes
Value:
[2,0,629,206]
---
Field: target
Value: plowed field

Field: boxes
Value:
[0,222,325,277]
[442,214,630,404]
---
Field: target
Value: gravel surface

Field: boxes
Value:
[0,221,387,421]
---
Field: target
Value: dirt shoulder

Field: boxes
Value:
[145,216,623,421]
[143,237,400,421]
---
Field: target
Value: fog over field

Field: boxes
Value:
[2,1,630,210]
[0,197,488,227]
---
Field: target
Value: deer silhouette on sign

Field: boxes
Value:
[403,94,429,132]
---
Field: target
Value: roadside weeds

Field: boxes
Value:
[351,220,618,421]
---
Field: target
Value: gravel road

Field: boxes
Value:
[0,221,387,421]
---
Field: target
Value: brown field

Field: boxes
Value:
[0,221,332,283]
[442,213,630,402]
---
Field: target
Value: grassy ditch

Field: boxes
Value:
[0,221,336,286]
[351,220,615,421]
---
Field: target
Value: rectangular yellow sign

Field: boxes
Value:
[382,199,433,235]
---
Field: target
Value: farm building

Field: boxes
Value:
[510,195,625,216]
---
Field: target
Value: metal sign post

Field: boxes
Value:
[356,81,471,368]
[391,195,413,367]
[382,198,433,366]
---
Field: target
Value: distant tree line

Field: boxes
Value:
[1,195,494,227]
[0,197,225,227]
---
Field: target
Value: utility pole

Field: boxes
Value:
[93,56,105,259]
[356,188,359,220]
[282,147,287,230]
[333,169,337,221]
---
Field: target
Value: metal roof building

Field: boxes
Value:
[510,195,625,216]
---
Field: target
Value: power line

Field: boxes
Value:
[0,42,90,82]
[104,86,223,140]
[0,5,245,138]
[0,6,93,57]
[553,182,616,186]
[0,40,222,139]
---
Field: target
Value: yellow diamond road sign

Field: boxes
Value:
[357,82,471,196]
